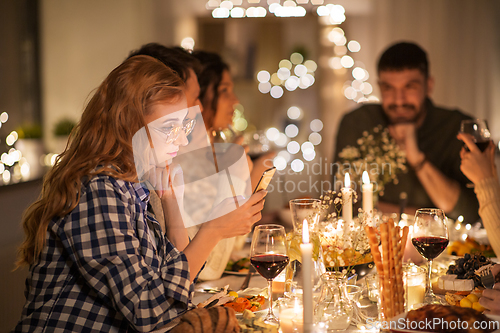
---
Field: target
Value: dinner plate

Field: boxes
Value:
[223,270,258,276]
[385,311,500,333]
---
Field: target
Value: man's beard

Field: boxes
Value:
[386,103,424,124]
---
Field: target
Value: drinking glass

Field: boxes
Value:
[243,130,271,160]
[411,208,449,304]
[459,119,491,152]
[250,224,289,324]
[209,127,235,145]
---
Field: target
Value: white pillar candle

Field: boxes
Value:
[300,219,313,333]
[279,307,303,333]
[362,171,374,214]
[342,173,353,223]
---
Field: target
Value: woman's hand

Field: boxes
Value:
[200,190,267,241]
[457,133,496,184]
[154,163,189,250]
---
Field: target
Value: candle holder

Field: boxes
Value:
[279,297,304,333]
[404,263,426,310]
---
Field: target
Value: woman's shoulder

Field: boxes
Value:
[84,173,148,202]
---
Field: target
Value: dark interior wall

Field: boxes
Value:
[0,179,42,332]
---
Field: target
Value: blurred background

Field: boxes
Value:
[1,0,500,330]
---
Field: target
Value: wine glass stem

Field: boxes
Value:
[427,259,433,295]
[267,279,274,318]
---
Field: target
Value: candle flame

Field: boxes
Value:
[344,173,350,188]
[362,171,370,184]
[302,219,309,244]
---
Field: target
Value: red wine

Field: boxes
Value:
[475,141,490,152]
[251,254,290,280]
[464,140,490,152]
[412,236,449,260]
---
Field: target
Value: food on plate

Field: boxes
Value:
[225,257,251,273]
[438,274,475,291]
[238,309,278,333]
[442,253,493,290]
[446,291,486,312]
[447,237,495,257]
[224,295,266,313]
[171,306,240,333]
[197,285,235,308]
[405,304,497,332]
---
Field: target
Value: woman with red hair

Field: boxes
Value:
[14,55,266,332]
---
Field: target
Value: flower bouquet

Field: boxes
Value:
[314,190,377,277]
[336,125,406,197]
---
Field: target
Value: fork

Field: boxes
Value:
[480,268,495,289]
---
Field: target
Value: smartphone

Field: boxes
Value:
[253,167,276,194]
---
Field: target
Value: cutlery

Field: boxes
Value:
[239,265,256,291]
[480,268,495,289]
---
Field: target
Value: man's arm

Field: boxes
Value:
[389,123,460,213]
[413,158,460,212]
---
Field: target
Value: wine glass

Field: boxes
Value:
[209,126,235,144]
[243,130,271,160]
[459,119,491,152]
[250,224,289,324]
[411,208,449,304]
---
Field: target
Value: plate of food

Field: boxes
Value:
[386,305,500,333]
[196,286,268,315]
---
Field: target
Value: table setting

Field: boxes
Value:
[188,118,500,332]
[190,178,500,332]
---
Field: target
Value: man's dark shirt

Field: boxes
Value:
[333,98,480,223]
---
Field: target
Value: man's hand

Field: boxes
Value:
[388,123,425,168]
[480,264,500,315]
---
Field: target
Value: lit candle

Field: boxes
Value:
[362,171,374,215]
[279,300,303,333]
[342,173,353,223]
[300,219,313,333]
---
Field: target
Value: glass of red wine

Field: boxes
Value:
[411,208,449,304]
[459,119,491,152]
[250,224,289,324]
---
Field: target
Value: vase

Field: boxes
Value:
[314,272,353,331]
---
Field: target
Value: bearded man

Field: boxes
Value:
[333,42,479,223]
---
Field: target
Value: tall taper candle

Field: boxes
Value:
[342,173,353,223]
[362,171,374,214]
[300,219,313,333]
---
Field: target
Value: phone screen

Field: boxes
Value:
[253,167,276,194]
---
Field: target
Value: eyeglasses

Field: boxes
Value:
[150,118,196,144]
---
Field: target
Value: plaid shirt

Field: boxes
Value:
[14,175,193,332]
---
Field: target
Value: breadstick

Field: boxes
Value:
[380,222,392,318]
[364,226,383,273]
[365,225,387,317]
[391,225,404,314]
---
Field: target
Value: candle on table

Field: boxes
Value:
[362,171,374,214]
[279,299,303,333]
[300,219,313,333]
[404,267,426,310]
[342,173,353,223]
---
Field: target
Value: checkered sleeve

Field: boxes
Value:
[59,176,192,332]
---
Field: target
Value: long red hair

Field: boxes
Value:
[17,55,184,266]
